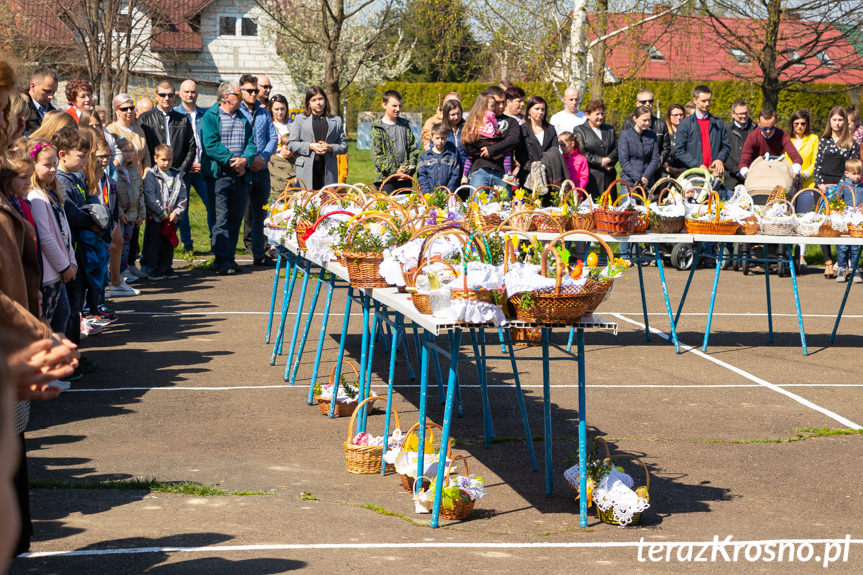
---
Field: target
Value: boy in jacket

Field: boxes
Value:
[417,124,460,195]
[143,144,187,280]
[370,90,419,191]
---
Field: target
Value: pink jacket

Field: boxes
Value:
[564,150,589,191]
[27,187,77,285]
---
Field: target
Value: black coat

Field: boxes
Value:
[575,123,618,198]
[724,118,757,189]
[513,123,558,186]
[24,92,56,135]
[138,108,197,173]
[622,116,666,180]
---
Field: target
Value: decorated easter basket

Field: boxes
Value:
[759,199,797,236]
[594,180,639,235]
[339,214,401,288]
[685,191,740,235]
[314,360,361,418]
[467,186,505,231]
[343,395,400,474]
[647,179,686,234]
[595,455,651,526]
[396,421,453,493]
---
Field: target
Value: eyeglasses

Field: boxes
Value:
[761,126,776,132]
[95,153,111,160]
[638,99,654,104]
[242,88,259,95]
[157,93,175,98]
[258,84,272,90]
[117,106,135,112]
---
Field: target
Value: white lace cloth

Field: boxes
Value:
[648,203,685,218]
[379,236,462,287]
[592,467,649,528]
[504,261,588,298]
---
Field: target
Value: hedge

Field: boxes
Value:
[344,80,853,133]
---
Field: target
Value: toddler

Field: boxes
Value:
[462,109,515,186]
[835,159,863,283]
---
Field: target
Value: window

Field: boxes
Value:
[730,48,751,64]
[219,15,258,37]
[642,44,665,62]
[816,50,835,67]
[781,49,805,66]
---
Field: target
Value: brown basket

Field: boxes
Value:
[760,199,797,236]
[510,326,541,347]
[447,230,506,307]
[595,454,651,527]
[397,421,452,492]
[438,455,477,520]
[685,191,740,235]
[339,213,400,288]
[315,360,361,418]
[408,261,457,315]
[467,186,505,231]
[585,279,614,314]
[594,180,639,235]
[380,173,420,193]
[507,230,617,324]
[532,210,567,233]
[625,188,650,233]
[343,395,400,474]
[737,216,760,235]
[647,183,685,234]
[495,210,536,233]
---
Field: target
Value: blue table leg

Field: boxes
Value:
[788,250,808,356]
[432,343,445,405]
[542,327,553,495]
[636,244,651,342]
[416,331,431,481]
[265,249,283,344]
[381,314,404,474]
[307,273,335,404]
[289,271,325,385]
[763,244,774,343]
[276,255,302,357]
[356,294,372,432]
[284,260,312,382]
[497,328,506,353]
[270,253,298,366]
[655,243,680,354]
[503,329,536,471]
[830,256,858,343]
[577,328,588,528]
[361,300,381,431]
[470,328,494,448]
[566,327,575,352]
[430,328,461,529]
[479,328,494,442]
[675,242,703,325]
[328,288,354,418]
[701,243,725,352]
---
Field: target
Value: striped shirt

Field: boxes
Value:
[219,108,245,157]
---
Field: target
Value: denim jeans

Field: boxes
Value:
[468,168,510,198]
[178,172,211,251]
[209,174,250,269]
[836,244,861,273]
[242,168,272,259]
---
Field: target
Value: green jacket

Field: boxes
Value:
[200,104,257,181]
[370,117,419,184]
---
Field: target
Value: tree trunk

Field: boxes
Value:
[589,0,608,101]
[568,0,590,104]
[759,0,782,112]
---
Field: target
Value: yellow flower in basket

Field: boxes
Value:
[404,428,435,453]
[262,204,270,211]
[514,188,526,200]
[423,193,431,202]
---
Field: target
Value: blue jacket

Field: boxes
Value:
[836,178,863,207]
[200,104,257,181]
[417,142,461,194]
[618,128,660,188]
[674,113,730,169]
[445,126,467,171]
[57,170,96,245]
[239,100,278,163]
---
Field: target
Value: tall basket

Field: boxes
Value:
[339,213,401,288]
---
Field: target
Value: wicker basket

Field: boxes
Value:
[595,454,651,527]
[760,199,797,236]
[449,230,506,307]
[315,360,361,418]
[533,210,567,233]
[510,326,542,347]
[438,455,477,521]
[559,182,593,231]
[380,173,420,193]
[508,230,616,324]
[339,214,401,288]
[408,261,457,315]
[495,210,536,233]
[343,395,400,474]
[469,186,505,231]
[594,181,639,235]
[647,184,685,234]
[397,421,452,493]
[737,216,760,235]
[685,191,740,235]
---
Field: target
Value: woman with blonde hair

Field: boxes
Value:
[29,109,75,141]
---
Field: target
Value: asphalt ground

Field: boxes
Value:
[8,256,863,574]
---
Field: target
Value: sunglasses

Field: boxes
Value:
[117,106,135,112]
[157,93,175,98]
[638,99,654,104]
[761,126,776,132]
[242,88,259,95]
[258,84,272,89]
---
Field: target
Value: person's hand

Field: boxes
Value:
[8,338,79,400]
[818,183,828,192]
[135,216,144,226]
[279,148,295,160]
[250,155,266,172]
[229,156,247,170]
[168,211,178,223]
[61,265,76,283]
[191,163,201,174]
[601,157,612,168]
[395,167,406,175]
[480,147,490,158]
[640,176,649,186]
[709,159,725,176]
[119,214,128,225]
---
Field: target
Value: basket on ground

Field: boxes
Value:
[343,396,400,474]
[314,360,361,418]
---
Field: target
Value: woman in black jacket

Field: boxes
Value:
[513,96,558,188]
[618,105,660,190]
[574,99,617,199]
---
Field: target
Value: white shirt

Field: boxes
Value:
[161,109,171,147]
[549,110,587,136]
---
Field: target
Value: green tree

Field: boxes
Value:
[398,0,485,82]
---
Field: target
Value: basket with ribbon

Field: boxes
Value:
[343,395,401,474]
[685,190,740,235]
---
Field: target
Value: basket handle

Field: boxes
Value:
[835,184,856,213]
[444,454,469,488]
[562,187,591,210]
[344,213,401,245]
[653,181,684,206]
[328,358,360,387]
[399,421,451,460]
[471,185,502,204]
[790,186,830,215]
[694,190,723,224]
[540,230,616,295]
[501,230,538,274]
[408,259,457,288]
[494,210,536,232]
[304,209,356,242]
[599,179,632,208]
[345,395,400,442]
[593,436,612,459]
[613,189,648,208]
[604,454,650,496]
[361,196,409,220]
[648,177,683,201]
[380,173,420,191]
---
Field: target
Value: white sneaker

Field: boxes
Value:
[129,265,148,279]
[80,317,104,337]
[121,269,138,284]
[854,275,862,284]
[837,273,847,283]
[108,281,140,297]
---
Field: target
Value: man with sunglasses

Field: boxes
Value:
[174,79,213,250]
[237,74,278,267]
[621,89,667,182]
[256,74,273,107]
[138,80,197,183]
[738,108,803,179]
[724,99,757,190]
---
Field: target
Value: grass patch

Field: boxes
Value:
[362,503,427,527]
[29,477,269,496]
[191,256,215,271]
[300,491,319,501]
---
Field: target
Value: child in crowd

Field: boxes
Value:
[558,131,589,195]
[417,123,461,195]
[370,90,420,192]
[461,109,515,187]
[835,158,863,283]
[24,139,78,334]
[143,144,187,281]
[115,138,145,286]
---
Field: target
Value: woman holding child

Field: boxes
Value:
[107,94,150,173]
[286,86,347,190]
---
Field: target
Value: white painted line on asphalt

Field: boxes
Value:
[117,310,863,318]
[610,314,863,430]
[20,537,863,558]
